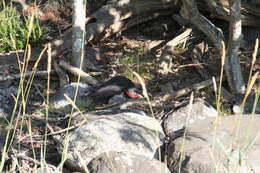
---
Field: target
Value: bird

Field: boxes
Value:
[49,76,142,113]
[89,76,142,105]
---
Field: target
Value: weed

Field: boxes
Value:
[0,6,47,52]
[118,47,156,80]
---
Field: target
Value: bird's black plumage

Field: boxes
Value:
[90,76,140,104]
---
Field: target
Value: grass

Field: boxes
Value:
[0,4,48,171]
[0,6,47,52]
[118,47,156,81]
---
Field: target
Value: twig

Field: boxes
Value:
[177,63,208,68]
[164,78,220,100]
[59,60,101,86]
[174,78,219,97]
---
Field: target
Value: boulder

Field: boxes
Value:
[55,110,165,171]
[87,151,170,173]
[167,115,260,173]
[48,83,95,114]
[163,99,218,140]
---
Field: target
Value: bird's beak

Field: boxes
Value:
[124,88,143,99]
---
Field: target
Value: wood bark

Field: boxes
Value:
[225,0,245,94]
[180,0,225,52]
[72,0,87,72]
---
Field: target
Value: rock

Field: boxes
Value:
[163,99,218,140]
[48,83,95,114]
[87,151,170,173]
[56,110,165,171]
[167,115,260,173]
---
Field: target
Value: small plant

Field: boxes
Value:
[0,6,47,52]
[118,47,156,80]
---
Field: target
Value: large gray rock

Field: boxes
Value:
[49,83,95,114]
[167,115,260,173]
[163,99,218,140]
[56,110,165,171]
[88,151,170,173]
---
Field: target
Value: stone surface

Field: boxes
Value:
[163,99,218,139]
[87,151,170,173]
[49,83,95,114]
[167,115,260,173]
[56,110,165,171]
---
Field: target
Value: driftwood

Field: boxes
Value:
[225,0,245,95]
[59,60,101,87]
[161,77,221,100]
[180,0,225,52]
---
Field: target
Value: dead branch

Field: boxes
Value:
[59,60,101,87]
[180,0,225,53]
[225,0,245,95]
[163,78,220,100]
